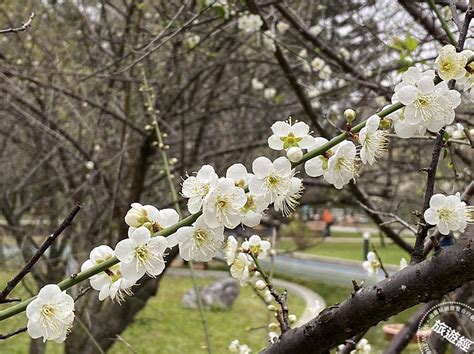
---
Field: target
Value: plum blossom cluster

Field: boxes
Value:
[387,44,474,138]
[337,338,372,354]
[229,339,252,353]
[424,193,473,235]
[266,116,389,190]
[224,235,271,285]
[20,43,473,346]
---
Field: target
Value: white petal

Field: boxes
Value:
[27,320,45,339]
[37,284,62,300]
[130,227,151,245]
[252,157,273,178]
[424,208,438,226]
[397,86,418,105]
[271,121,291,136]
[114,239,134,262]
[156,209,180,228]
[120,261,144,282]
[273,156,292,173]
[268,135,284,150]
[430,194,447,208]
[304,157,325,177]
[226,163,248,182]
[292,121,310,137]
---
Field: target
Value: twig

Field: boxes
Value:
[0,203,82,303]
[371,245,389,278]
[427,0,457,45]
[251,255,290,333]
[358,201,417,235]
[412,6,472,264]
[0,13,35,35]
[0,327,27,340]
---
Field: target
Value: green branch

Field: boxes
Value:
[0,101,407,322]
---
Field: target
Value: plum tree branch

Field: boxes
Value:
[262,241,473,354]
[0,12,35,35]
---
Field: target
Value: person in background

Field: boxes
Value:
[322,208,334,239]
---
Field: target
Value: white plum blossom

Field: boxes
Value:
[125,203,179,233]
[311,57,332,80]
[255,279,267,290]
[308,24,322,36]
[311,57,325,71]
[393,67,461,134]
[237,14,263,34]
[304,137,331,178]
[445,123,466,139]
[81,245,135,303]
[434,44,467,82]
[26,284,74,343]
[458,50,474,99]
[262,30,276,52]
[273,176,303,216]
[242,235,271,259]
[325,141,358,189]
[263,87,276,99]
[350,338,372,354]
[203,177,247,228]
[115,226,168,282]
[249,156,298,209]
[386,106,426,139]
[267,119,314,155]
[167,216,224,262]
[230,252,252,285]
[224,235,238,266]
[226,164,268,225]
[362,252,380,277]
[241,193,268,227]
[268,331,279,343]
[182,165,219,213]
[251,77,264,90]
[226,163,251,188]
[230,340,252,354]
[185,34,201,49]
[276,21,289,34]
[359,115,388,165]
[424,193,473,235]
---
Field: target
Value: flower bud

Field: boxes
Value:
[344,109,356,123]
[268,322,279,330]
[145,125,153,131]
[255,280,267,290]
[286,147,303,162]
[85,161,95,170]
[267,304,277,311]
[288,314,297,324]
[379,118,392,130]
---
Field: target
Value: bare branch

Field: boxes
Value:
[0,12,35,35]
[0,203,82,303]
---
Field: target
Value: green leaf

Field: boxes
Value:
[443,148,448,160]
[443,131,450,141]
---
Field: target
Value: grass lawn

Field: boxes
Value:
[0,270,305,354]
[276,238,411,266]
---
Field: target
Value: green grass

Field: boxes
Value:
[276,238,411,266]
[0,270,305,354]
